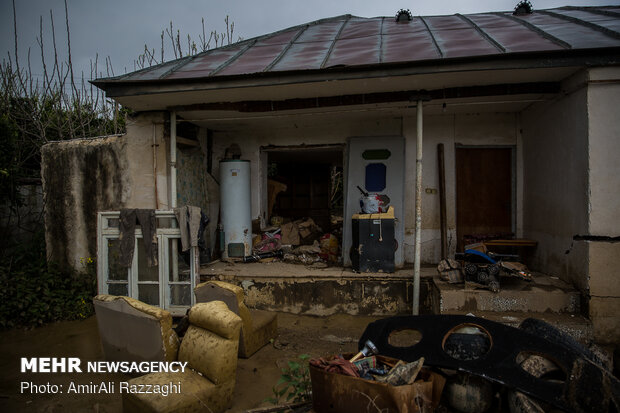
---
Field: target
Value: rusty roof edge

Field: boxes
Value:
[562,6,620,18]
[93,47,620,97]
[457,13,506,53]
[538,9,620,40]
[321,15,352,69]
[419,16,443,59]
[263,25,308,72]
[379,17,385,64]
[493,12,572,49]
[93,14,356,83]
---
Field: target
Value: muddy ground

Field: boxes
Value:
[0,312,380,412]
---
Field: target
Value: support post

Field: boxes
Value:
[170,111,177,209]
[438,143,447,259]
[413,101,423,315]
[170,111,179,286]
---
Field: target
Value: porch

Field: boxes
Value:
[198,261,592,344]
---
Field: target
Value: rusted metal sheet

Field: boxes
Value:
[424,16,501,58]
[101,6,620,84]
[218,30,301,76]
[466,13,563,53]
[271,41,333,71]
[516,12,620,48]
[382,18,440,63]
[167,47,247,79]
[552,8,620,32]
[326,36,381,67]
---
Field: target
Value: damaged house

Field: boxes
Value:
[41,5,620,344]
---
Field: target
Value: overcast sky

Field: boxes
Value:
[1,0,619,82]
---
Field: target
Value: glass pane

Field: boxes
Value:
[108,283,128,296]
[137,238,159,281]
[107,239,127,281]
[170,284,191,306]
[169,238,191,282]
[157,217,176,228]
[365,163,387,192]
[138,284,159,306]
[107,218,119,228]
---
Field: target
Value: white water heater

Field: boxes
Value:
[220,159,252,259]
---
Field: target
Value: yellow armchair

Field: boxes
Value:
[122,301,242,413]
[93,294,179,363]
[194,280,278,358]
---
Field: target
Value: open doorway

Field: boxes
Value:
[262,145,345,261]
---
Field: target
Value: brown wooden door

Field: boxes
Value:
[456,147,513,251]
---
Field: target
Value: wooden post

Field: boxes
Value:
[438,143,447,260]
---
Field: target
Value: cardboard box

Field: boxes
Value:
[310,355,445,413]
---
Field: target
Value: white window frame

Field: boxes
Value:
[97,211,198,316]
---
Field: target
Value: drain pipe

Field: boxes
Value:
[170,111,177,209]
[413,100,423,315]
[169,111,180,283]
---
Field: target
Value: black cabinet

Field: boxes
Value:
[351,213,395,273]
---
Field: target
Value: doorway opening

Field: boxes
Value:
[456,146,515,251]
[262,145,345,262]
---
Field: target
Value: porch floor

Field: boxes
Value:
[199,260,437,281]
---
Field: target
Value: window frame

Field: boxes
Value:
[97,211,197,316]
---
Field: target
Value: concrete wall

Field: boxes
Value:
[41,112,168,272]
[585,67,620,344]
[522,68,620,343]
[211,111,520,264]
[522,72,590,291]
[403,112,520,263]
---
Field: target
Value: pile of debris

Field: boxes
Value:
[437,241,533,293]
[309,340,444,413]
[352,315,620,413]
[244,216,341,267]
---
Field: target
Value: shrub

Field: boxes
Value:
[0,232,96,329]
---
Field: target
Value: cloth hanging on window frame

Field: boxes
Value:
[118,209,158,268]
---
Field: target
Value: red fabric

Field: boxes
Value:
[310,356,360,377]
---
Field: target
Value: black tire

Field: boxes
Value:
[519,318,605,368]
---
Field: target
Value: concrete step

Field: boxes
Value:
[432,273,581,314]
[199,261,438,316]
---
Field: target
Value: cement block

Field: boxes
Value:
[588,242,620,298]
[589,296,620,345]
[433,275,580,314]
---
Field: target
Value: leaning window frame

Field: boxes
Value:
[97,211,197,316]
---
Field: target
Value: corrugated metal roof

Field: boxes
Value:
[96,6,620,84]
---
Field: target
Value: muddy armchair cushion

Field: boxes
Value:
[179,301,242,384]
[194,280,278,357]
[93,295,179,363]
[122,301,242,413]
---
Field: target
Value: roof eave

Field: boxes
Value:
[90,47,620,98]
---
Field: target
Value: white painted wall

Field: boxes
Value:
[402,112,520,263]
[211,110,521,264]
[585,67,620,343]
[124,112,169,210]
[522,71,590,291]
